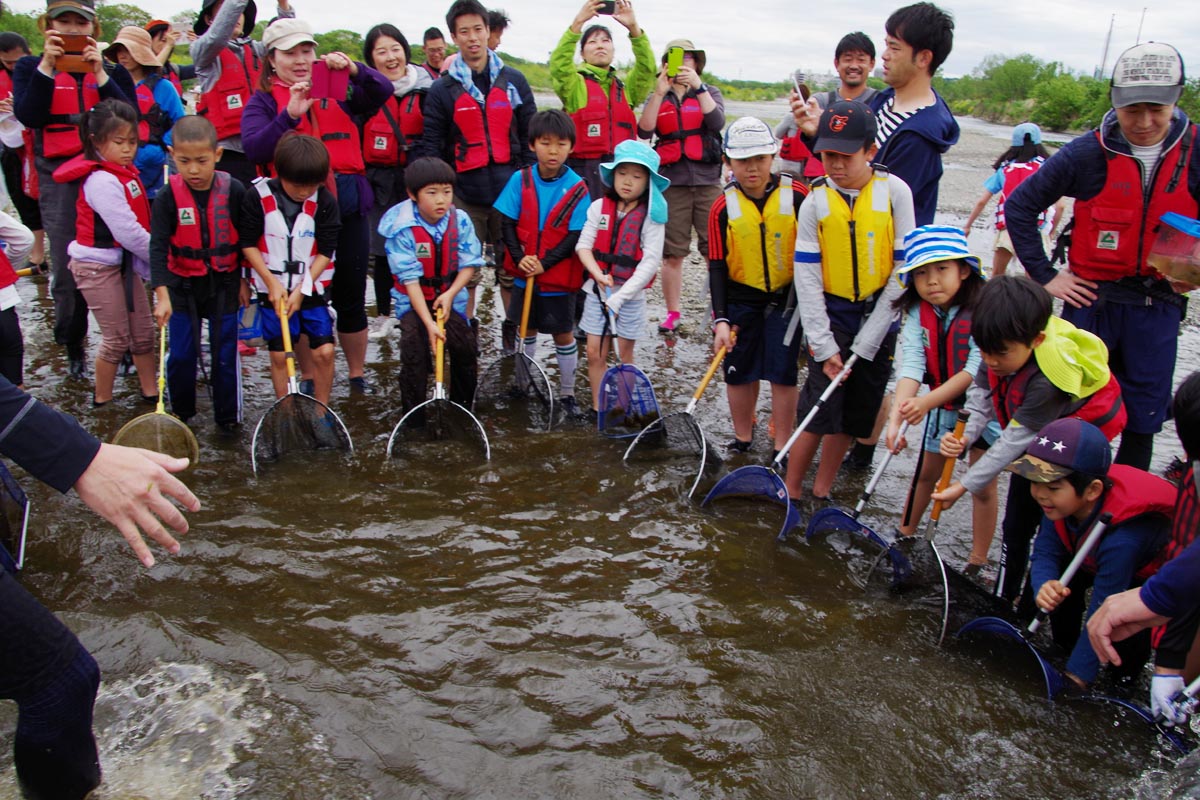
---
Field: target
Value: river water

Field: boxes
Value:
[1,109,1198,798]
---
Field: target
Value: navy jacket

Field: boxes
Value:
[1005,108,1200,285]
[12,55,135,134]
[0,378,99,493]
[868,87,959,226]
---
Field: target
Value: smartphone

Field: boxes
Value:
[792,69,811,102]
[666,46,685,78]
[597,0,615,13]
[309,60,349,100]
[55,32,90,74]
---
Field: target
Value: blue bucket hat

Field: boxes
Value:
[895,225,983,286]
[1011,122,1042,146]
[599,140,671,224]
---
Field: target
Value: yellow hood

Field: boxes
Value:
[1034,315,1112,399]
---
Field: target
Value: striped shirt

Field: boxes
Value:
[874,96,925,149]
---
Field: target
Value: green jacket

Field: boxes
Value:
[549,27,656,115]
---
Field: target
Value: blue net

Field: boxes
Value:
[599,365,660,439]
[805,507,889,550]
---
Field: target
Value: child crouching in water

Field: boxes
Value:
[886,225,997,574]
[53,99,159,405]
[239,134,341,406]
[576,139,668,416]
[378,157,482,413]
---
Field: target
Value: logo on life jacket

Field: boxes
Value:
[126,180,142,198]
[1098,230,1119,250]
[415,242,432,259]
[830,114,849,132]
[598,214,611,231]
[373,136,388,151]
[178,208,196,225]
[226,94,243,110]
[587,123,601,138]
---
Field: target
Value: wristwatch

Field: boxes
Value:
[696,83,709,93]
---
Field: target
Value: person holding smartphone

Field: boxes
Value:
[11,0,136,381]
[636,38,723,334]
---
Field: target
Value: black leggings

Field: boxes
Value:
[372,254,392,317]
[330,210,369,334]
[0,307,24,386]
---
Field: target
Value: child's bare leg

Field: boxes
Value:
[311,342,335,406]
[586,333,609,411]
[660,255,682,316]
[269,351,288,399]
[295,336,314,382]
[726,382,758,444]
[812,433,853,498]
[132,351,158,397]
[784,431,822,496]
[616,337,635,365]
[899,450,945,536]
[769,382,798,453]
[340,329,367,381]
[968,447,999,565]
[93,357,118,404]
[992,248,1014,278]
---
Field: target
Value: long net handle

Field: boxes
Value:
[929,410,969,523]
[693,345,728,403]
[1029,511,1113,633]
[518,275,536,339]
[156,323,168,414]
[434,307,446,385]
[277,297,297,382]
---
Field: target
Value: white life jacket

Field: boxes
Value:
[251,177,334,296]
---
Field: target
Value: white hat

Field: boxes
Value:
[722,117,778,159]
[1111,42,1184,108]
[263,18,317,53]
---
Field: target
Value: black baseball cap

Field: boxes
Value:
[813,100,877,155]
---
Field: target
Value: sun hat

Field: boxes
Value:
[103,26,160,67]
[895,225,983,286]
[1034,315,1112,399]
[661,38,705,74]
[46,0,95,20]
[193,0,257,36]
[722,117,779,159]
[1111,42,1185,108]
[1011,122,1042,146]
[1008,417,1112,482]
[262,18,317,53]
[599,139,671,224]
[812,99,877,155]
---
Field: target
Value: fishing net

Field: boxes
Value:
[624,412,723,499]
[598,364,659,438]
[473,353,553,431]
[387,399,490,461]
[112,412,200,464]
[251,394,353,473]
[702,465,802,538]
[0,462,29,573]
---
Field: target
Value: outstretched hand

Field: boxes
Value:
[72,443,200,568]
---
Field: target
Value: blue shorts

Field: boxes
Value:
[722,301,803,386]
[261,304,335,352]
[922,407,1001,451]
[579,290,647,340]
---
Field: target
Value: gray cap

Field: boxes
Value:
[1111,42,1185,108]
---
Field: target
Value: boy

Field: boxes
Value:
[785,100,914,501]
[1012,417,1173,690]
[708,117,804,459]
[494,109,591,416]
[150,115,248,430]
[933,276,1126,608]
[238,134,340,406]
[379,157,482,413]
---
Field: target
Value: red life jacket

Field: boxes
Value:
[592,196,647,285]
[995,159,1045,231]
[0,68,11,102]
[167,172,240,277]
[40,71,101,159]
[919,303,973,410]
[196,43,260,141]
[1053,464,1175,581]
[1162,461,1200,567]
[448,76,514,172]
[163,64,184,100]
[53,156,150,249]
[270,79,365,175]
[395,215,460,301]
[20,128,37,198]
[135,76,169,147]
[989,360,1127,440]
[504,167,589,293]
[569,73,637,160]
[362,92,424,167]
[653,92,717,166]
[419,62,440,81]
[1069,125,1199,282]
[0,245,17,291]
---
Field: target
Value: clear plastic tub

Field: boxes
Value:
[1149,212,1200,284]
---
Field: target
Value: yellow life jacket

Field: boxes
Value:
[812,169,894,301]
[724,175,797,293]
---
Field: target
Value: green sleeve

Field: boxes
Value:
[550,29,588,113]
[624,31,657,108]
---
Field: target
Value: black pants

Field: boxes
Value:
[996,474,1043,605]
[398,310,478,412]
[0,307,24,386]
[371,255,392,317]
[1,147,42,230]
[330,209,369,334]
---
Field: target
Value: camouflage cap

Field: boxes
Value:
[1008,417,1112,483]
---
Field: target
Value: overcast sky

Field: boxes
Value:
[13,0,1198,84]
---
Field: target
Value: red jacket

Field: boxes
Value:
[919,303,972,410]
[989,360,1127,440]
[270,79,365,175]
[397,218,459,301]
[41,72,101,159]
[592,196,647,285]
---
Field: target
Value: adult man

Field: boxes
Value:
[549,0,656,198]
[816,31,879,108]
[420,26,447,79]
[414,0,536,325]
[1005,42,1199,471]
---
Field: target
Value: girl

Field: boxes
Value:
[885,225,996,575]
[962,122,1065,277]
[52,99,158,405]
[576,139,668,415]
[240,17,390,394]
[103,26,185,198]
[360,23,431,340]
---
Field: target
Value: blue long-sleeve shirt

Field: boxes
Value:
[379,199,482,320]
[896,302,981,385]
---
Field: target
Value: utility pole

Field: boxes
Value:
[1098,14,1115,79]
[1136,7,1147,43]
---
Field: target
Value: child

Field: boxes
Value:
[576,139,667,415]
[495,109,591,417]
[961,122,1065,277]
[378,157,482,413]
[239,133,340,406]
[52,99,159,405]
[933,276,1126,608]
[102,26,185,198]
[885,225,995,574]
[1015,417,1173,690]
[785,100,915,501]
[707,116,804,458]
[0,209,35,387]
[149,115,248,430]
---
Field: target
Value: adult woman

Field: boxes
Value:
[360,23,431,339]
[241,18,390,393]
[11,0,136,379]
[636,37,723,333]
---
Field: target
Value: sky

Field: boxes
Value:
[11,0,1199,84]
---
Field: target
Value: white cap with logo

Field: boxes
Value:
[1111,42,1185,108]
[722,117,779,159]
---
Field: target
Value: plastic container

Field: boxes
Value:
[238,295,266,347]
[1149,212,1200,284]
